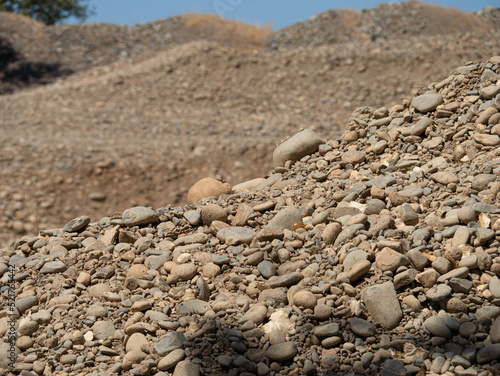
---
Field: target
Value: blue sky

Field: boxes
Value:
[70,1,499,30]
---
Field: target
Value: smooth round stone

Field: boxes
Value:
[92,321,116,340]
[158,348,185,371]
[266,341,298,362]
[126,264,149,279]
[432,257,451,274]
[412,93,443,112]
[476,344,500,363]
[342,150,366,165]
[258,261,277,279]
[126,333,149,353]
[322,222,342,245]
[459,321,477,339]
[365,199,386,215]
[18,320,39,336]
[171,263,197,281]
[457,206,476,224]
[238,305,268,325]
[490,276,500,299]
[176,299,211,316]
[272,129,324,168]
[217,226,256,245]
[293,290,317,309]
[60,354,77,365]
[187,177,232,204]
[431,171,459,185]
[269,330,286,345]
[202,263,221,278]
[40,260,67,273]
[313,323,340,337]
[490,316,500,343]
[173,360,200,376]
[16,336,33,350]
[314,304,332,320]
[348,259,371,282]
[348,318,376,337]
[424,316,452,338]
[122,206,159,226]
[87,304,108,318]
[258,288,287,305]
[426,284,452,301]
[201,204,227,225]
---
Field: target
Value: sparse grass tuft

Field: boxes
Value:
[179,13,273,50]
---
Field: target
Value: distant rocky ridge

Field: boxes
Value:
[0,55,499,375]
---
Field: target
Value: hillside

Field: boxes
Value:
[0,1,499,247]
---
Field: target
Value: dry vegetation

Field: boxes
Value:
[180,13,273,50]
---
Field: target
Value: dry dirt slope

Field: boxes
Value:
[0,1,500,245]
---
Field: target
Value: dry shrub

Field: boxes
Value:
[179,13,272,50]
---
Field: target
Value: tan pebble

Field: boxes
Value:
[187,177,232,204]
[126,264,149,279]
[293,290,317,309]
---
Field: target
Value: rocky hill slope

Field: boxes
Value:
[1,54,499,376]
[0,1,499,247]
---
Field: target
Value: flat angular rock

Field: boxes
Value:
[375,248,409,272]
[361,282,402,329]
[412,93,443,112]
[122,206,159,226]
[266,206,303,231]
[63,215,90,232]
[273,129,324,168]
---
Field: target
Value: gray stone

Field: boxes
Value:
[217,226,256,245]
[173,360,200,376]
[15,296,38,313]
[490,316,500,343]
[63,215,90,232]
[424,316,451,338]
[412,93,443,112]
[266,206,303,231]
[40,260,66,273]
[407,249,428,270]
[313,323,340,337]
[92,320,116,340]
[426,284,452,301]
[266,341,298,362]
[154,332,187,356]
[382,359,407,376]
[122,206,159,226]
[361,282,402,329]
[476,344,500,363]
[238,305,268,325]
[273,129,324,168]
[348,318,376,337]
[183,210,201,225]
[176,299,211,316]
[431,171,459,185]
[409,117,433,136]
[490,276,500,299]
[158,348,185,371]
[258,261,276,279]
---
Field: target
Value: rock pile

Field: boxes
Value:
[1,57,500,376]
